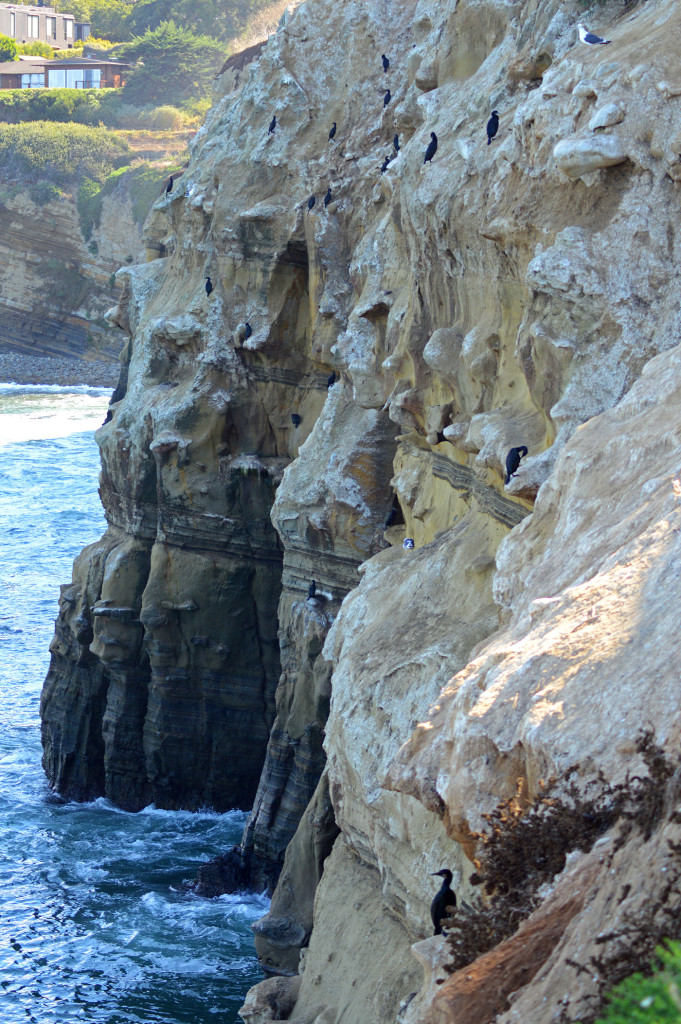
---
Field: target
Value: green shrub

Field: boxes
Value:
[0,121,130,185]
[17,40,56,57]
[77,176,102,239]
[141,104,184,129]
[0,32,18,62]
[591,942,681,1024]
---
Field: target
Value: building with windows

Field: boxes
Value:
[0,4,84,48]
[0,55,129,89]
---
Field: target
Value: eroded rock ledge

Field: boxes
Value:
[40,0,681,1021]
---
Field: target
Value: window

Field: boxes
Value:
[48,68,65,88]
[9,12,15,36]
[46,16,56,38]
[21,73,44,88]
[64,18,73,39]
[66,68,79,87]
[27,15,39,38]
[82,68,100,88]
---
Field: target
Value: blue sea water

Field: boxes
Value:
[0,385,266,1024]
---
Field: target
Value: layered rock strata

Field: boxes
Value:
[40,0,681,1020]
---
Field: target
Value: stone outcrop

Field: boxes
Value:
[39,0,681,1021]
[0,186,142,362]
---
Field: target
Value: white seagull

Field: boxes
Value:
[578,23,611,45]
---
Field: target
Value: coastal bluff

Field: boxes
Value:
[40,0,681,1021]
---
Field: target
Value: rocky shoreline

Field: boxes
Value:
[0,351,119,388]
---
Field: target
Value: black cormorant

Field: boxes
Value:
[291,413,302,428]
[308,580,316,600]
[383,89,391,107]
[382,54,389,72]
[329,122,337,141]
[244,322,252,339]
[165,176,173,195]
[504,445,528,485]
[423,132,438,164]
[268,115,277,134]
[324,187,332,207]
[431,869,457,936]
[393,134,400,153]
[486,110,499,145]
[205,276,213,296]
[380,155,391,174]
[307,195,316,211]
[327,371,336,388]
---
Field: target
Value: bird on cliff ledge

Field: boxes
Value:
[329,122,337,141]
[205,276,213,296]
[165,176,173,195]
[268,115,277,134]
[382,54,390,72]
[380,155,391,174]
[383,89,391,108]
[431,869,457,935]
[486,110,499,145]
[291,413,302,428]
[578,23,611,46]
[504,445,528,485]
[324,187,333,208]
[308,581,316,600]
[423,132,438,164]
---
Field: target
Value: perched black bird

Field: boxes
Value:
[307,195,316,211]
[431,869,457,936]
[308,580,316,600]
[486,110,499,145]
[382,54,389,73]
[393,134,400,153]
[102,409,113,425]
[205,276,213,296]
[324,187,333,208]
[380,155,391,174]
[291,413,302,428]
[385,506,398,527]
[504,445,528,485]
[329,122,337,141]
[268,115,277,134]
[165,176,173,195]
[383,89,391,108]
[244,322,253,339]
[327,371,336,388]
[423,132,438,164]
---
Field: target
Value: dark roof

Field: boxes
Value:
[0,60,43,73]
[0,56,129,73]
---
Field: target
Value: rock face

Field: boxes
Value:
[0,185,143,362]
[39,0,681,1021]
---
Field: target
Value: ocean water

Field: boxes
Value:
[0,385,267,1024]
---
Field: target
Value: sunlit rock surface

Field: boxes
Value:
[39,0,681,1020]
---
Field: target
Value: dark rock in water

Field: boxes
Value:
[194,846,250,897]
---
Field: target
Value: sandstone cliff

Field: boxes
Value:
[40,0,681,1021]
[0,183,141,361]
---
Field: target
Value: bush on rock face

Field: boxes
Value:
[590,942,681,1024]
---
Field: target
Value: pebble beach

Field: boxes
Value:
[0,352,120,389]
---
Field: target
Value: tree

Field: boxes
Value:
[54,0,135,42]
[0,33,18,62]
[115,20,228,104]
[125,0,269,43]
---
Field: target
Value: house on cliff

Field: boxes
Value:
[0,3,89,48]
[0,55,129,89]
